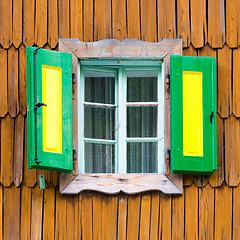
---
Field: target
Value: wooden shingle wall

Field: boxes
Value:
[0,0,239,239]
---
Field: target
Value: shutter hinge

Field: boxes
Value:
[166,74,170,85]
[165,149,170,175]
[166,74,170,96]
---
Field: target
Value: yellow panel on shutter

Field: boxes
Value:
[183,71,203,157]
[42,65,62,153]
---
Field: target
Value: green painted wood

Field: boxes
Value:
[170,55,217,174]
[26,47,73,173]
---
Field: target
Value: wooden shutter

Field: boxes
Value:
[170,55,217,174]
[26,47,73,173]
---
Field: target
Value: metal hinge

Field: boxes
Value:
[166,74,170,85]
[165,149,170,175]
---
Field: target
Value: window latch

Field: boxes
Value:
[210,111,214,124]
[35,102,47,111]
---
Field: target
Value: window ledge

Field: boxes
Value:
[60,173,183,194]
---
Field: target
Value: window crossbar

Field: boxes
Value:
[126,138,159,142]
[84,102,117,108]
[126,102,158,106]
[83,138,117,144]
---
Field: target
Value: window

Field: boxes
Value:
[26,39,216,194]
[78,64,165,174]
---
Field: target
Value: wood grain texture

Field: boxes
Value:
[190,0,207,48]
[55,190,67,239]
[78,194,82,240]
[140,0,157,42]
[199,184,214,240]
[209,115,224,187]
[61,173,181,194]
[208,0,225,48]
[171,194,184,240]
[0,185,2,240]
[23,0,35,46]
[194,175,209,188]
[94,0,111,40]
[13,114,24,187]
[19,44,27,115]
[12,0,22,48]
[31,185,43,240]
[43,187,55,240]
[60,38,182,60]
[226,0,239,48]
[48,0,58,48]
[117,194,127,240]
[0,0,12,48]
[50,171,58,187]
[214,183,232,240]
[83,0,93,42]
[159,194,171,240]
[127,194,140,240]
[225,115,240,186]
[81,192,92,240]
[198,43,217,58]
[66,195,79,239]
[58,0,70,38]
[233,184,240,240]
[185,184,198,240]
[183,44,197,57]
[70,0,83,40]
[112,0,127,41]
[127,0,140,39]
[0,49,7,117]
[1,115,14,187]
[3,185,20,240]
[35,0,47,47]
[92,193,102,239]
[21,185,31,240]
[102,194,118,240]
[149,192,160,240]
[8,46,19,118]
[233,47,240,117]
[158,0,176,40]
[139,193,151,240]
[177,0,190,47]
[23,116,37,187]
[217,44,232,118]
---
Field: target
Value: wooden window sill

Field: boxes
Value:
[60,173,183,194]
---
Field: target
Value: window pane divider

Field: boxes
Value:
[84,102,117,108]
[83,138,117,144]
[126,137,159,142]
[126,102,158,106]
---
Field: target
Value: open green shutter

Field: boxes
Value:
[170,55,217,174]
[26,47,73,173]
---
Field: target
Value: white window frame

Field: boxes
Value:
[78,63,165,174]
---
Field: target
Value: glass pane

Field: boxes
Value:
[85,143,115,173]
[84,71,115,104]
[84,106,115,140]
[127,106,157,137]
[127,71,158,102]
[127,142,158,173]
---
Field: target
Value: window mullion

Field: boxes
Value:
[118,67,127,173]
